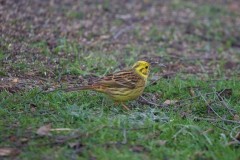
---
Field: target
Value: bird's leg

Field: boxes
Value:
[114,102,130,111]
[121,103,130,111]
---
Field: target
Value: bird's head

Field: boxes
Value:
[132,61,150,79]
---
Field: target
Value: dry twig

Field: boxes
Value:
[113,25,135,39]
[230,125,240,144]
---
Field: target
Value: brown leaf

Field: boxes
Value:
[20,138,28,144]
[155,140,167,147]
[12,78,19,83]
[189,87,195,97]
[9,136,17,142]
[0,148,20,157]
[163,100,178,105]
[233,114,240,121]
[36,124,52,136]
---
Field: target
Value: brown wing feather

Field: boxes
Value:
[92,69,141,89]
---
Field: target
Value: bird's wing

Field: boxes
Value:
[94,70,141,89]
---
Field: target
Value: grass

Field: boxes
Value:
[1,0,240,159]
[1,77,240,159]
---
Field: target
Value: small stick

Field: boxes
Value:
[199,92,223,119]
[230,125,240,144]
[139,96,166,107]
[193,117,240,125]
[50,128,76,131]
[113,25,135,39]
[216,92,236,115]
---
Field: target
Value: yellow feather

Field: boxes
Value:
[65,61,150,110]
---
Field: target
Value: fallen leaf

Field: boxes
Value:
[12,78,19,83]
[0,148,20,157]
[155,140,167,147]
[20,138,28,144]
[9,136,17,142]
[163,100,178,105]
[36,124,52,136]
[25,71,35,76]
[233,114,240,121]
[99,35,110,40]
[189,87,195,97]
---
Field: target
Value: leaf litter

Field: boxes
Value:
[1,0,240,158]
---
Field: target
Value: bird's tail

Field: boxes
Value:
[64,85,97,92]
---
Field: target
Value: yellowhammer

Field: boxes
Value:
[65,61,150,110]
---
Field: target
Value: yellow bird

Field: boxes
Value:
[65,61,150,110]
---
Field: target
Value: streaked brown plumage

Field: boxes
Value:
[65,61,150,110]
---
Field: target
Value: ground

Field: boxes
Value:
[0,0,240,159]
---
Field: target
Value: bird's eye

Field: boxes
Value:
[145,66,148,69]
